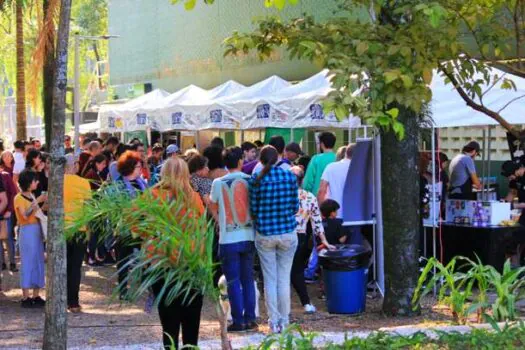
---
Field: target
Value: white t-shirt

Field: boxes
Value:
[13,151,25,175]
[321,159,351,219]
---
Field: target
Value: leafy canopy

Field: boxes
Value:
[219,0,523,138]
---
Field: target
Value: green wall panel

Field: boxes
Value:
[108,0,342,95]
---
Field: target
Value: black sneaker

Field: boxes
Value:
[245,321,259,332]
[9,264,18,272]
[21,298,33,308]
[227,323,246,333]
[32,296,46,307]
[1,263,6,271]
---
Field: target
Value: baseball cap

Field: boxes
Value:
[464,141,481,153]
[285,142,303,155]
[166,144,179,155]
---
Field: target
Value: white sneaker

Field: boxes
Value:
[269,321,281,334]
[304,304,316,314]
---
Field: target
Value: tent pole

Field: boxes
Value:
[374,131,385,295]
[487,126,492,201]
[290,127,294,142]
[195,130,200,151]
[431,125,437,296]
[481,128,487,201]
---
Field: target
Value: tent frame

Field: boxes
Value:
[345,125,385,297]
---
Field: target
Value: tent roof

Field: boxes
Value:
[272,69,333,100]
[160,85,209,106]
[208,80,246,100]
[219,75,291,103]
[431,67,525,128]
[120,89,170,110]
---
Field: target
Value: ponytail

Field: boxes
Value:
[254,146,278,186]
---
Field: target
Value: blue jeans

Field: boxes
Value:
[219,241,256,326]
[304,234,318,279]
[0,217,15,265]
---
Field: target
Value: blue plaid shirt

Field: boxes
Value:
[249,167,299,236]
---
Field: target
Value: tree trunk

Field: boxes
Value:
[42,0,73,348]
[15,0,26,141]
[381,106,421,316]
[43,0,55,147]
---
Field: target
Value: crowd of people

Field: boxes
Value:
[0,132,363,349]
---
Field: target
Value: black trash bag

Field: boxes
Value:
[319,244,371,272]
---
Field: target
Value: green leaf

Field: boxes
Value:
[386,108,399,119]
[299,41,317,51]
[384,71,399,84]
[184,0,196,10]
[393,121,405,139]
[274,0,286,10]
[356,41,368,56]
[401,75,413,88]
[334,105,347,120]
[422,69,433,85]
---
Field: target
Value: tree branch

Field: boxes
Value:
[438,63,521,139]
[497,94,525,114]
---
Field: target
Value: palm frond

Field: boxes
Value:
[67,183,219,306]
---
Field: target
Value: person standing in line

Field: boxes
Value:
[0,151,18,272]
[188,154,213,206]
[13,140,27,185]
[303,132,337,197]
[25,150,47,200]
[63,154,93,312]
[210,136,225,150]
[302,132,337,282]
[317,144,355,217]
[289,166,333,314]
[252,136,292,174]
[148,157,205,350]
[209,147,257,332]
[114,151,148,299]
[204,146,228,180]
[78,141,102,178]
[284,142,303,164]
[448,141,482,200]
[64,135,74,154]
[249,145,299,334]
[148,143,164,176]
[102,136,120,162]
[335,146,347,162]
[241,141,258,175]
[14,170,47,308]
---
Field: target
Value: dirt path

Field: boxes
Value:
[0,264,452,349]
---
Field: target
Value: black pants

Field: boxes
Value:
[67,239,87,307]
[152,280,203,350]
[115,237,138,297]
[88,230,107,262]
[291,234,310,306]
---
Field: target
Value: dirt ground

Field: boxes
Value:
[0,263,454,349]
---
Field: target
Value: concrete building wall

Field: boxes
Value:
[108,0,343,96]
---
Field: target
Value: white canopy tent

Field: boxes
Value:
[215,75,292,130]
[153,81,247,132]
[270,69,361,129]
[97,89,170,132]
[430,67,525,128]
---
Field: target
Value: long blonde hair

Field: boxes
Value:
[155,157,194,201]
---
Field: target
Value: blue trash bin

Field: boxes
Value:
[319,244,371,314]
